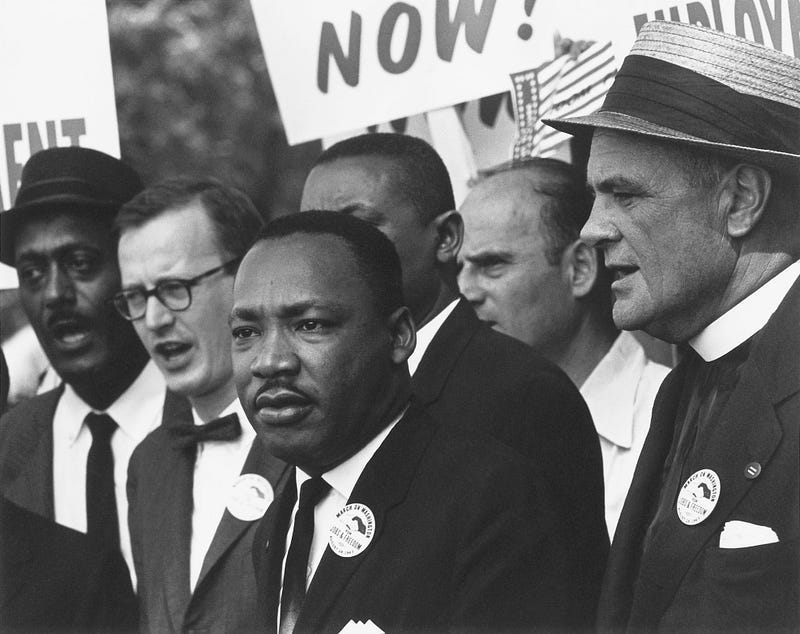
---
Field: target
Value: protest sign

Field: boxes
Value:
[0,0,121,213]
[251,0,607,145]
[608,0,800,59]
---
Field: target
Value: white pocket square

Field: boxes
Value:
[339,619,384,633]
[719,520,779,548]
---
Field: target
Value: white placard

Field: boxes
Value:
[0,0,121,212]
[607,0,800,61]
[251,0,605,145]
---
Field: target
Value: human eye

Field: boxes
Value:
[296,318,332,333]
[231,325,260,341]
[64,250,100,277]
[476,257,507,278]
[17,262,46,289]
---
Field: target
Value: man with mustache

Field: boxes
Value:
[0,147,166,602]
[546,21,800,631]
[300,133,607,626]
[232,210,573,632]
[115,177,286,632]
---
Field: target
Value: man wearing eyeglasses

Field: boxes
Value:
[0,147,166,627]
[115,177,286,633]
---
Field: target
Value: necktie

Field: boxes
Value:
[85,412,119,550]
[169,412,242,449]
[279,477,331,634]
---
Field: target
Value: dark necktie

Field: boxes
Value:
[169,412,242,449]
[85,412,119,550]
[279,477,331,634]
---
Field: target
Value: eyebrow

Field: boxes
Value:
[463,248,513,263]
[588,175,643,194]
[228,299,349,325]
[16,242,101,262]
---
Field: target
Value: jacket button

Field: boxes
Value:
[744,462,761,479]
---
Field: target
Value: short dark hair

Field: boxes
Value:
[482,158,593,265]
[314,133,455,224]
[115,176,264,260]
[257,211,405,317]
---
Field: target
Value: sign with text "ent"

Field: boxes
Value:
[0,0,121,211]
[251,0,553,145]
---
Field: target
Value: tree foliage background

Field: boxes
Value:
[108,0,320,219]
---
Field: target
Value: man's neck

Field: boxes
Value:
[69,353,149,411]
[551,314,619,388]
[415,283,460,329]
[190,381,239,423]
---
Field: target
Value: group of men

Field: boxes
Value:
[0,20,798,633]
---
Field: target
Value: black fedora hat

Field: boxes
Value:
[0,146,143,265]
[544,21,800,170]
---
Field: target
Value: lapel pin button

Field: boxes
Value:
[744,462,761,479]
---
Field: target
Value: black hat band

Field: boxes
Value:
[602,55,800,156]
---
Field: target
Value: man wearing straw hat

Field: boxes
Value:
[546,20,800,631]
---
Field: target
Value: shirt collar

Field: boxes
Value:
[62,360,166,445]
[296,405,407,500]
[690,260,800,362]
[580,332,645,449]
[407,298,460,376]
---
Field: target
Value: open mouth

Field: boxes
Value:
[49,318,93,349]
[611,265,639,282]
[154,341,192,363]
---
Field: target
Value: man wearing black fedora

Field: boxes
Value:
[0,147,172,603]
[547,21,800,631]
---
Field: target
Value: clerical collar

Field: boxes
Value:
[690,260,800,362]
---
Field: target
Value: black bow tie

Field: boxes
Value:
[169,413,242,449]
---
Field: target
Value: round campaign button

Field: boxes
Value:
[226,473,273,521]
[676,468,720,525]
[328,503,375,558]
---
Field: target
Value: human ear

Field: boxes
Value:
[432,210,463,264]
[721,164,772,239]
[563,240,599,299]
[387,306,416,365]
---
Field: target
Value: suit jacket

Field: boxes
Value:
[254,402,574,633]
[597,276,800,631]
[412,298,608,627]
[0,386,187,519]
[128,412,288,633]
[0,495,138,632]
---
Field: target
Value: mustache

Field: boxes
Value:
[254,380,312,404]
[45,310,91,330]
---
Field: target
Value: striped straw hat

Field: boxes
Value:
[544,20,800,168]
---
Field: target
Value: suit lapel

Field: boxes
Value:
[630,278,800,627]
[154,444,195,630]
[193,438,287,591]
[3,387,62,519]
[296,404,436,631]
[598,361,688,629]
[412,299,477,405]
[258,467,298,632]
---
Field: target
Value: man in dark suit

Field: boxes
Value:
[0,495,137,631]
[0,147,165,589]
[115,177,287,632]
[547,20,800,631]
[231,210,575,632]
[300,133,607,626]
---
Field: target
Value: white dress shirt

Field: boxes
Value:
[277,407,406,626]
[189,398,258,591]
[580,332,670,538]
[690,259,800,361]
[52,360,166,585]
[407,298,460,376]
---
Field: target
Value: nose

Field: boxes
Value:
[250,329,300,379]
[42,263,76,308]
[143,294,175,332]
[580,201,621,248]
[458,265,485,306]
